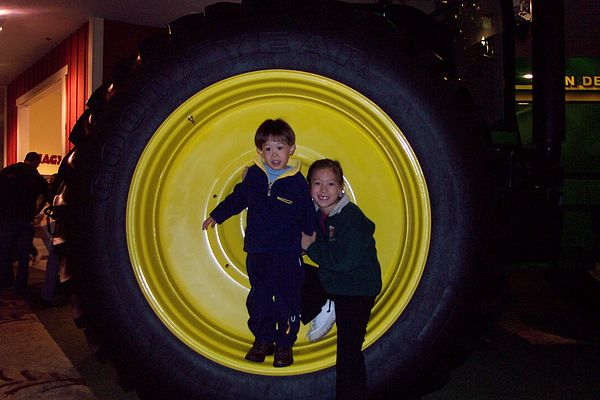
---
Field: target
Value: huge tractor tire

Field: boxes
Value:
[69,2,490,399]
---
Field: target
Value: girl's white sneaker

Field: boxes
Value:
[306,299,335,342]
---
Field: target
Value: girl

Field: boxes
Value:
[301,159,382,400]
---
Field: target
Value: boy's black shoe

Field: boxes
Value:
[245,342,275,362]
[273,346,293,367]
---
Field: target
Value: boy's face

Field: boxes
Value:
[258,138,296,170]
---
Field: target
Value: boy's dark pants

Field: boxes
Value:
[246,253,303,348]
[330,294,375,400]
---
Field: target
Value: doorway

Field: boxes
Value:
[16,66,67,176]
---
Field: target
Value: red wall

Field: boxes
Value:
[5,24,88,164]
[5,20,163,165]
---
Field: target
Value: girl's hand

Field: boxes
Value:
[202,216,217,230]
[301,231,316,250]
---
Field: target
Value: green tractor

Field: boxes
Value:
[54,1,570,399]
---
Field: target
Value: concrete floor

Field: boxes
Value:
[422,265,600,400]
[3,259,599,400]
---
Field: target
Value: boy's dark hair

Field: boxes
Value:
[24,152,41,164]
[254,119,296,148]
[307,159,344,186]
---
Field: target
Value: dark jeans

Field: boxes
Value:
[246,253,304,347]
[0,217,34,291]
[330,294,376,400]
[300,265,328,324]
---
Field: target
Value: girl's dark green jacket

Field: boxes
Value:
[306,195,382,297]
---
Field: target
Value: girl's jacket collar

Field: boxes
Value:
[314,194,350,216]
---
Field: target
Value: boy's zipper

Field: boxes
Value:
[261,162,296,197]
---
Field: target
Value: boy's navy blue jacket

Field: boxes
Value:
[210,158,315,254]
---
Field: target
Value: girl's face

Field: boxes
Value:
[310,167,343,215]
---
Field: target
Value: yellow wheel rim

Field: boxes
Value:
[127,70,430,375]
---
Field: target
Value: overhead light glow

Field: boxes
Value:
[523,74,533,79]
[0,8,31,17]
[0,8,15,18]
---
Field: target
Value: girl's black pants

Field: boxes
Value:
[330,294,375,400]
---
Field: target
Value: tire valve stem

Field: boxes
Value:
[187,115,195,124]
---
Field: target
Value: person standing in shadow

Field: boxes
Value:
[0,152,50,296]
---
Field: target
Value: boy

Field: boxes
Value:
[202,119,314,367]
